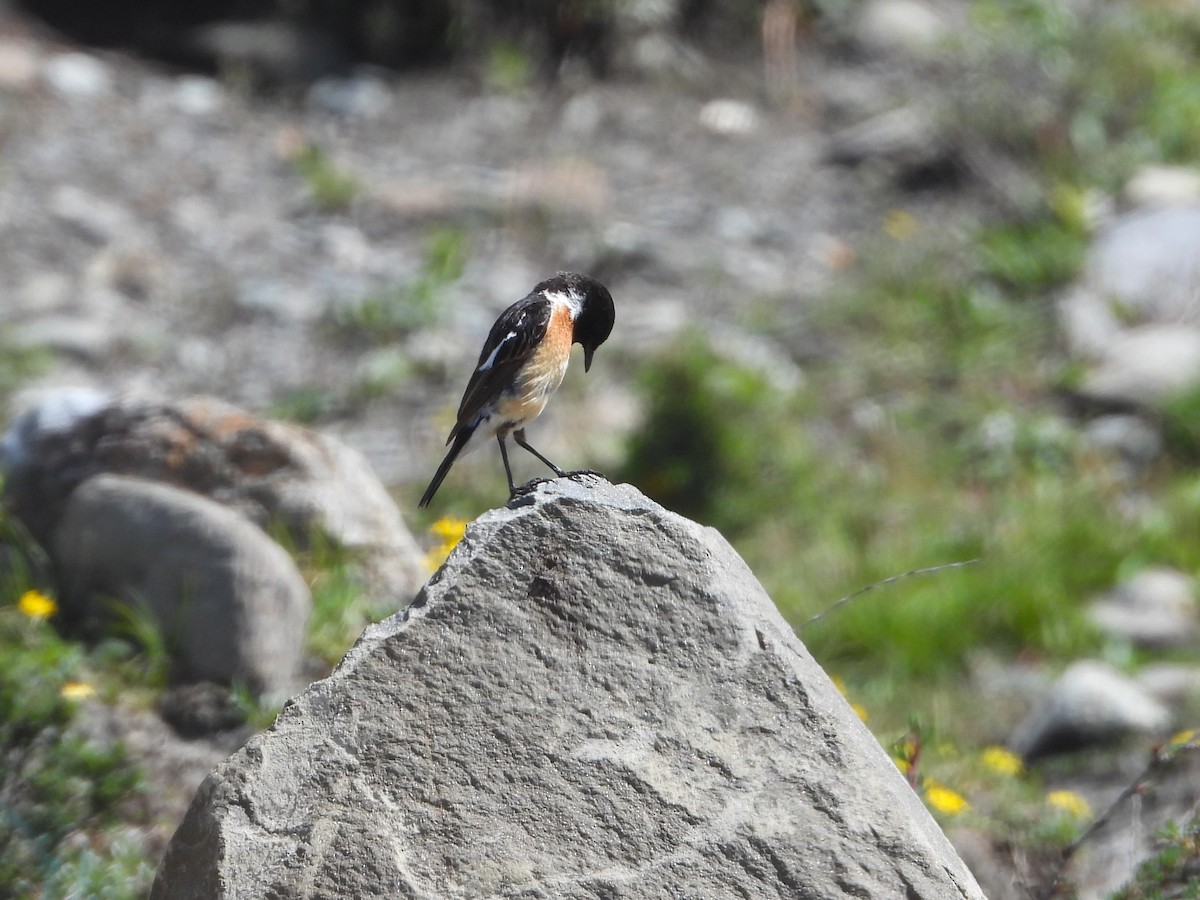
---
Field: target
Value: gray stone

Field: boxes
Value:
[150,478,983,900]
[1124,165,1200,209]
[9,315,120,362]
[1137,663,1200,706]
[854,0,951,57]
[1078,325,1200,407]
[1087,566,1197,649]
[698,99,761,136]
[1009,660,1172,760]
[1060,207,1200,376]
[1079,414,1162,475]
[42,51,113,98]
[307,76,391,118]
[825,105,946,173]
[0,38,38,90]
[50,185,135,245]
[1,392,426,600]
[54,474,310,696]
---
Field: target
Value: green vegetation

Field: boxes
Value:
[290,142,359,211]
[1112,817,1200,900]
[0,581,149,898]
[326,227,468,345]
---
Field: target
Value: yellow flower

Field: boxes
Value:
[18,589,57,621]
[424,516,470,571]
[925,784,970,815]
[883,209,920,241]
[981,746,1023,777]
[430,516,469,543]
[1046,790,1091,820]
[892,757,911,774]
[60,681,96,701]
[850,703,869,722]
[1169,729,1197,748]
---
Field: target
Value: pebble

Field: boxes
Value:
[853,0,950,57]
[308,76,390,118]
[698,99,760,136]
[10,316,120,363]
[50,185,134,245]
[172,76,223,116]
[1009,660,1172,760]
[0,39,38,90]
[1079,325,1200,407]
[1124,164,1200,208]
[1087,567,1197,649]
[1079,414,1162,475]
[43,52,113,98]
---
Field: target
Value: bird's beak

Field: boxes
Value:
[584,346,595,372]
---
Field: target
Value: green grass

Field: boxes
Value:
[0,596,148,898]
[291,142,359,211]
[326,227,468,346]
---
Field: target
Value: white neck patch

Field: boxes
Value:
[544,288,583,319]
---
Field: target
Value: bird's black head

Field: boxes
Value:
[539,271,615,371]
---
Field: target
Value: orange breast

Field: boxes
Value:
[496,303,573,428]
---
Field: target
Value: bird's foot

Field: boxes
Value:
[509,476,556,499]
[508,470,608,500]
[562,469,606,482]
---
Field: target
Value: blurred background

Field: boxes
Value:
[1,0,1200,896]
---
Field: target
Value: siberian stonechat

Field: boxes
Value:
[418,271,615,507]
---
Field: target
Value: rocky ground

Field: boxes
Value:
[0,0,973,488]
[3,0,1200,896]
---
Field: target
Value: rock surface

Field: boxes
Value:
[151,477,983,899]
[55,474,311,695]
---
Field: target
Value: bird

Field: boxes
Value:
[418,272,615,508]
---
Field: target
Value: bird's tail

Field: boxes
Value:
[419,427,473,508]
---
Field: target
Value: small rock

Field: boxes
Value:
[54,474,311,696]
[50,185,134,245]
[826,105,946,172]
[854,0,950,57]
[42,52,113,98]
[1079,325,1200,407]
[0,38,38,89]
[9,315,119,362]
[159,683,249,738]
[1072,207,1200,333]
[172,76,223,116]
[1009,660,1172,760]
[698,99,761,136]
[187,20,347,84]
[236,278,324,322]
[0,386,110,471]
[1087,567,1197,650]
[307,76,390,118]
[1136,663,1200,705]
[1124,165,1200,209]
[6,272,73,322]
[1079,414,1162,474]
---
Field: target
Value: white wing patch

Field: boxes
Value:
[478,330,518,371]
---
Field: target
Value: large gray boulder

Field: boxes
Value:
[55,473,310,696]
[151,477,983,899]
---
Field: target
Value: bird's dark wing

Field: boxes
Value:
[451,294,552,434]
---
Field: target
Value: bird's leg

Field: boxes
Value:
[497,434,517,494]
[513,429,566,477]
